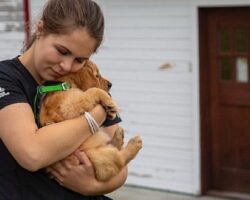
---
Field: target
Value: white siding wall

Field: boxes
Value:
[0,0,24,60]
[92,0,196,194]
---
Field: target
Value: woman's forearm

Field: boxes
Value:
[0,103,106,171]
[32,105,107,170]
[33,116,92,169]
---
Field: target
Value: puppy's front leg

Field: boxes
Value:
[59,87,117,120]
[79,88,118,119]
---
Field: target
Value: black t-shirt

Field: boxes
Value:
[0,57,113,200]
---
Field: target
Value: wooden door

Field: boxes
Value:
[200,7,250,194]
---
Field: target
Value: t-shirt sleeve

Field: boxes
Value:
[102,113,122,127]
[0,73,27,110]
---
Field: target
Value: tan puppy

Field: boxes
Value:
[39,60,142,181]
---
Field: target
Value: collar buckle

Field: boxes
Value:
[61,82,71,91]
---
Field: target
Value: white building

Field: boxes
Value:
[2,0,250,199]
[0,0,24,60]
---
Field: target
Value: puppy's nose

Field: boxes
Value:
[108,81,112,90]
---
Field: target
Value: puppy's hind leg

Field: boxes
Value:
[85,147,124,182]
[119,135,142,165]
[110,126,124,150]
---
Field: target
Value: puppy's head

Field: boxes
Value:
[71,60,111,92]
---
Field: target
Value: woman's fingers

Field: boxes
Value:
[49,161,69,182]
[75,150,92,167]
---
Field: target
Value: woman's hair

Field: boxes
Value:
[24,0,104,52]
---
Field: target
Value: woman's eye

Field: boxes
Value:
[76,58,84,64]
[57,48,68,55]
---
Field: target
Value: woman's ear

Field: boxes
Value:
[36,20,44,38]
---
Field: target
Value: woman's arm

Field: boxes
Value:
[0,103,106,171]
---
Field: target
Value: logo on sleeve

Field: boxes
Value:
[0,87,10,98]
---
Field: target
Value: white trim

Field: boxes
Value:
[195,0,250,7]
[190,4,201,195]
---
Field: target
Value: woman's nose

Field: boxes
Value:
[60,57,73,72]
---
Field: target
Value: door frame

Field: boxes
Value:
[199,7,213,194]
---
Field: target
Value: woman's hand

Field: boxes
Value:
[50,150,127,196]
[50,150,99,195]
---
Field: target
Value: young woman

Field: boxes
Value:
[0,0,127,199]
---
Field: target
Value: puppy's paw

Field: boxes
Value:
[111,126,124,150]
[127,135,143,153]
[104,100,118,119]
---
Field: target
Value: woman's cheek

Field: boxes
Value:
[49,49,62,63]
[71,61,86,72]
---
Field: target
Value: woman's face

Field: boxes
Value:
[32,27,97,83]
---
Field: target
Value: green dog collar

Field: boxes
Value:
[38,82,71,94]
[34,82,71,127]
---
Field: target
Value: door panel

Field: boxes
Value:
[200,7,250,194]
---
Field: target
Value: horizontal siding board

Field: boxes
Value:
[123,122,192,137]
[93,56,190,63]
[0,11,23,21]
[102,38,191,50]
[132,158,192,171]
[105,27,191,39]
[0,22,24,32]
[96,49,191,61]
[0,1,22,9]
[135,146,192,160]
[94,59,191,73]
[121,112,192,127]
[128,166,192,183]
[110,84,191,95]
[115,93,191,106]
[108,16,191,28]
[106,0,191,6]
[139,136,192,150]
[129,157,192,172]
[118,103,191,117]
[128,164,192,186]
[0,42,24,51]
[103,71,192,83]
[0,31,24,39]
[107,5,191,17]
[121,123,192,139]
